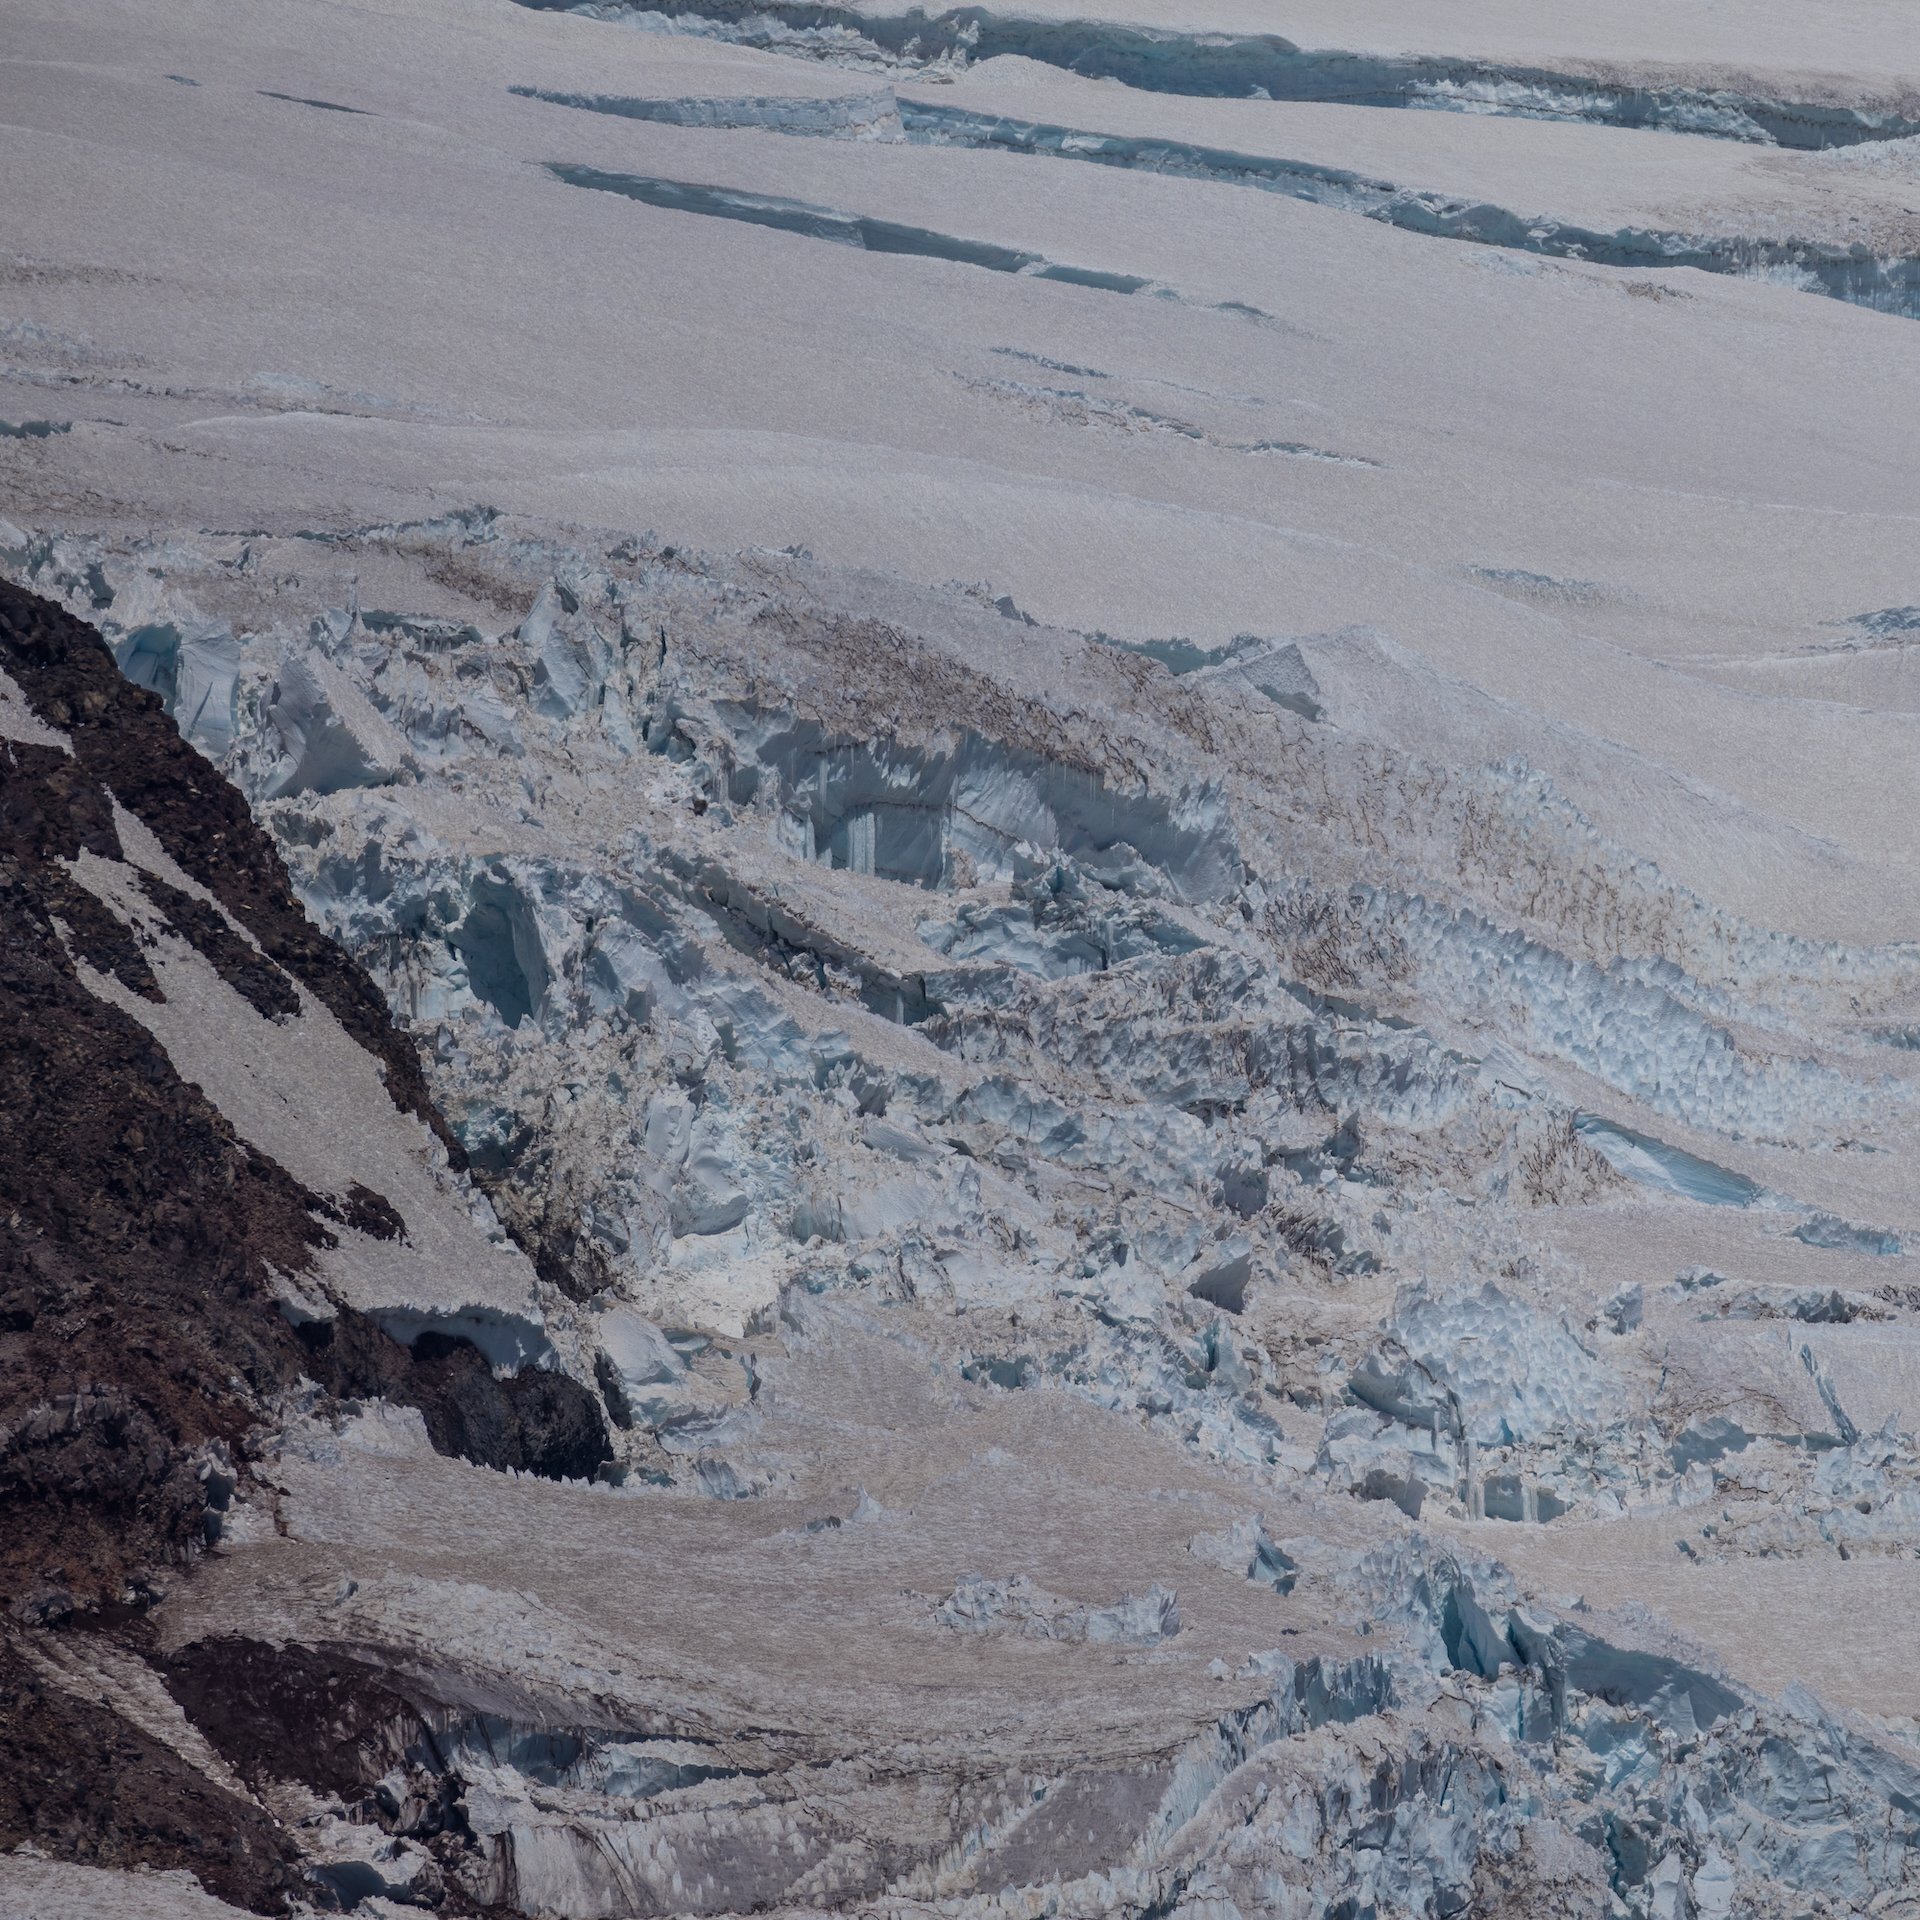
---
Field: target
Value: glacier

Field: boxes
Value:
[4,0,1920,1915]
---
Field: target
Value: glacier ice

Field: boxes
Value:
[10,502,1920,1920]
[7,2,1920,1905]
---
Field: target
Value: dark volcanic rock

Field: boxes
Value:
[0,582,610,1911]
[0,795,334,1606]
[164,1637,442,1800]
[160,1638,488,1908]
[0,1635,300,1915]
[0,582,607,1614]
[0,579,460,1162]
[297,1317,613,1481]
[135,868,304,1021]
[0,690,321,1603]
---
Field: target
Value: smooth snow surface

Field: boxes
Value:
[7,0,1920,1914]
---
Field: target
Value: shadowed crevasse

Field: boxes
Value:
[514,0,1920,147]
[547,163,1155,292]
[527,88,1920,321]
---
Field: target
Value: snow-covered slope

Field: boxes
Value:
[4,0,1920,1916]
